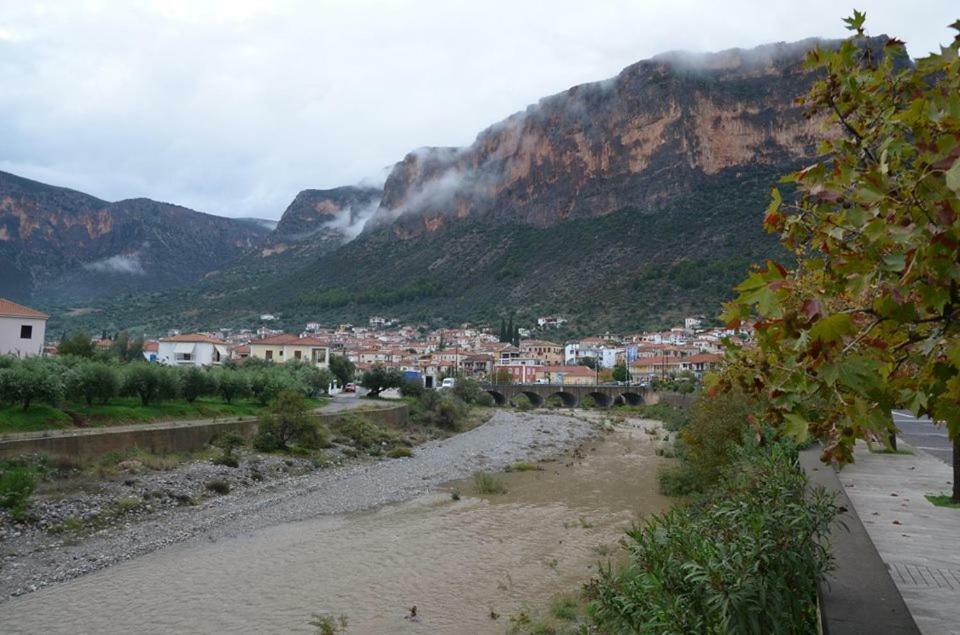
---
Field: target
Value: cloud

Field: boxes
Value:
[321,198,382,242]
[0,1,955,220]
[83,254,145,275]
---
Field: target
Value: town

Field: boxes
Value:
[1,298,738,389]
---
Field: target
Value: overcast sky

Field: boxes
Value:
[0,1,956,220]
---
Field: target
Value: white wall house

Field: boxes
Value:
[157,334,230,367]
[0,298,48,358]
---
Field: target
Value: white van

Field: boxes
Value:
[439,377,457,390]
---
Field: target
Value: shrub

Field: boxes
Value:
[255,391,327,451]
[579,395,597,409]
[589,442,836,634]
[550,596,578,622]
[0,466,38,519]
[473,472,507,495]
[399,378,424,398]
[452,377,484,404]
[215,371,250,404]
[332,414,391,448]
[180,367,217,403]
[205,478,231,494]
[512,394,534,411]
[475,392,495,407]
[660,389,759,495]
[122,364,179,406]
[66,361,120,406]
[386,446,413,458]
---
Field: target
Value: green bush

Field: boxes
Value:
[452,377,484,404]
[659,389,759,495]
[332,414,392,448]
[66,361,120,406]
[0,466,38,519]
[513,393,534,411]
[399,378,425,398]
[386,446,413,458]
[473,471,507,495]
[255,391,327,451]
[589,442,836,634]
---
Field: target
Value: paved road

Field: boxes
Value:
[894,410,953,465]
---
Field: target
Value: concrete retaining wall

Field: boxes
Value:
[0,404,409,464]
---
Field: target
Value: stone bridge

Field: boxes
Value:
[481,383,658,408]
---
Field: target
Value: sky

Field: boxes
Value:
[0,1,956,220]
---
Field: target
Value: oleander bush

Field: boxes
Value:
[590,441,836,634]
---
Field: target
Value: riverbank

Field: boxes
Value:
[0,409,608,603]
[0,410,674,633]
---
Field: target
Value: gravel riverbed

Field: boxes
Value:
[0,409,598,601]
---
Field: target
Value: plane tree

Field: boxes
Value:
[719,14,960,501]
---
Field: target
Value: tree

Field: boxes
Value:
[499,318,507,343]
[254,390,325,451]
[612,363,630,383]
[328,355,356,387]
[360,365,403,397]
[292,363,335,397]
[216,371,249,404]
[506,315,514,345]
[248,369,299,406]
[0,360,64,410]
[720,17,960,500]
[180,367,217,403]
[122,364,179,406]
[512,325,520,347]
[66,361,120,405]
[58,331,95,358]
[492,368,513,384]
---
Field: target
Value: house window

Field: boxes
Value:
[175,353,193,362]
[20,325,32,339]
[265,350,273,360]
[294,350,302,360]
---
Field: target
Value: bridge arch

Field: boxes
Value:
[511,391,545,408]
[485,390,506,406]
[586,391,613,408]
[620,391,644,407]
[546,391,578,408]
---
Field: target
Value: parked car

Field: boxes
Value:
[343,383,357,393]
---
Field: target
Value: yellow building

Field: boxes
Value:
[247,334,330,367]
[520,339,564,365]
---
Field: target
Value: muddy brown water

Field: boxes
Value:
[0,419,672,634]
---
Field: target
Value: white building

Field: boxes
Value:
[0,298,48,358]
[157,334,230,367]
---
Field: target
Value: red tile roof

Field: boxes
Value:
[0,298,49,320]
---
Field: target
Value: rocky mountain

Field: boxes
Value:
[0,170,271,304]
[58,37,863,334]
[369,39,829,237]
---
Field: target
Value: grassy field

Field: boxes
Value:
[0,397,329,434]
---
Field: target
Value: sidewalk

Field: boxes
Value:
[838,441,960,634]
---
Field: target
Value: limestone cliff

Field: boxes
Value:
[371,38,833,237]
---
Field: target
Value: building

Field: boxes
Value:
[493,363,543,384]
[157,334,230,366]
[534,365,596,385]
[519,339,564,365]
[143,340,159,363]
[248,334,330,368]
[0,298,48,358]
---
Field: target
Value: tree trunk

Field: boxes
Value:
[952,436,959,504]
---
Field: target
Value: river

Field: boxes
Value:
[0,416,672,633]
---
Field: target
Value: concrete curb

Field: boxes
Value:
[800,447,920,634]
